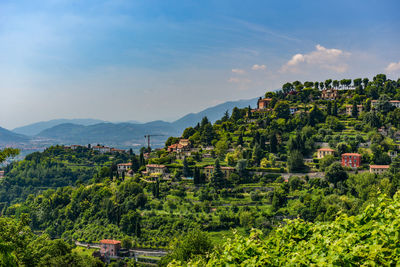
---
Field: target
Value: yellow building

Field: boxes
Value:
[203,166,235,179]
[317,148,335,159]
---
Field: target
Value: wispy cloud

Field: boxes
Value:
[385,61,400,73]
[252,64,266,70]
[281,44,350,73]
[232,68,246,74]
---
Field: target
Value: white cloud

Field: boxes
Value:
[251,64,267,70]
[232,68,246,74]
[281,44,350,73]
[385,61,400,73]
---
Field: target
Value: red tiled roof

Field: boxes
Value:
[100,239,121,245]
[342,153,362,156]
[370,165,390,169]
[118,163,132,166]
[146,164,166,168]
[318,148,335,152]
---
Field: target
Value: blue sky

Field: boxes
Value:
[1,0,400,129]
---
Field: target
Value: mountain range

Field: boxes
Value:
[1,97,258,148]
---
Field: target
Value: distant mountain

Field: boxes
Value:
[37,121,180,148]
[0,126,29,144]
[12,118,107,136]
[171,97,258,129]
[31,97,259,148]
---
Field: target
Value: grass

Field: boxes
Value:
[72,246,98,257]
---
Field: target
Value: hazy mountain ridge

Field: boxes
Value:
[0,126,29,144]
[12,118,107,136]
[2,97,257,147]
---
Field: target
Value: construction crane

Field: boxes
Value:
[144,134,164,152]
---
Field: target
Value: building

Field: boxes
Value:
[117,163,132,173]
[341,153,362,168]
[257,97,272,110]
[146,164,167,176]
[317,148,335,159]
[93,145,111,154]
[70,145,82,150]
[371,100,400,109]
[0,171,4,178]
[203,166,235,179]
[111,148,125,154]
[345,105,363,116]
[99,239,121,257]
[321,89,338,100]
[390,100,400,108]
[369,165,390,174]
[168,138,191,153]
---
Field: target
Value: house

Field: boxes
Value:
[317,148,335,159]
[369,165,390,174]
[321,88,338,100]
[345,105,363,116]
[93,145,111,154]
[0,171,4,178]
[70,145,81,150]
[111,148,125,154]
[117,163,132,174]
[168,139,191,153]
[146,164,167,176]
[257,97,272,110]
[371,100,400,109]
[388,151,398,161]
[341,153,362,168]
[289,107,298,114]
[390,100,400,108]
[99,239,121,257]
[203,166,235,179]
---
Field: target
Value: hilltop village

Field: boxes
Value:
[1,74,400,265]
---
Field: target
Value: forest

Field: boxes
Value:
[1,74,400,265]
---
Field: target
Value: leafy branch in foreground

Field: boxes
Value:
[172,192,400,266]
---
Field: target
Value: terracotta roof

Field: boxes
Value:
[146,164,166,168]
[118,163,132,166]
[259,98,272,101]
[318,148,335,152]
[100,239,121,245]
[342,153,362,156]
[370,165,390,169]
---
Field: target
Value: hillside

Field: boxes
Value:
[2,74,400,265]
[0,126,29,144]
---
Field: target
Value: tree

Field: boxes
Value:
[282,82,294,94]
[332,101,338,116]
[0,148,19,163]
[352,102,359,117]
[131,155,140,172]
[274,101,290,119]
[120,211,141,237]
[183,157,191,177]
[287,150,305,172]
[139,152,146,167]
[230,107,242,121]
[325,162,348,186]
[210,159,225,189]
[269,133,278,153]
[327,101,332,116]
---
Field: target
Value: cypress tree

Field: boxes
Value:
[352,102,359,117]
[332,101,338,116]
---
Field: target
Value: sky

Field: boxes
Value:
[1,0,400,129]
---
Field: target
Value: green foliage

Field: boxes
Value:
[182,193,400,266]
